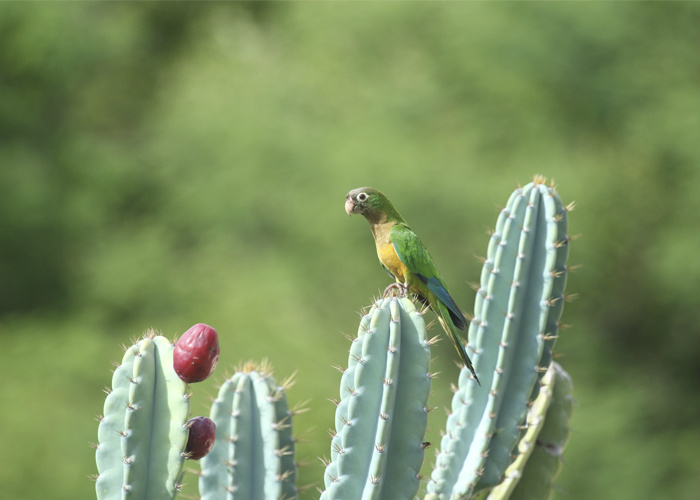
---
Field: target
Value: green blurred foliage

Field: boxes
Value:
[0,3,698,500]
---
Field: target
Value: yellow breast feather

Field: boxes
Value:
[377,241,407,283]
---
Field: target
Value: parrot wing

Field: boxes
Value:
[389,223,468,330]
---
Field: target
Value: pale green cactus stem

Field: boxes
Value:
[95,331,190,500]
[320,296,432,500]
[199,362,297,500]
[427,177,571,500]
[486,362,574,500]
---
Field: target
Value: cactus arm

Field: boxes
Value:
[427,178,570,499]
[123,336,190,499]
[429,189,532,498]
[199,366,297,500]
[487,362,573,500]
[477,183,569,489]
[95,332,190,500]
[321,297,431,500]
[512,362,573,500]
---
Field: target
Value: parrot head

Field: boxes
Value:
[345,187,401,224]
[345,187,383,216]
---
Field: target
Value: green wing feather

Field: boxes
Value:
[389,224,468,330]
[390,223,479,384]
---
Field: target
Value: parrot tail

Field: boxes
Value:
[435,301,480,386]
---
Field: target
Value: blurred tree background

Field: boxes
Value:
[0,2,698,499]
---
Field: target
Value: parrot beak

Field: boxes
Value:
[345,196,356,216]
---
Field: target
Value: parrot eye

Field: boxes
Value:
[357,192,368,202]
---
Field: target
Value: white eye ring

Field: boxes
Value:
[357,192,368,202]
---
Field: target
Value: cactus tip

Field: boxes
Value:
[236,359,262,374]
[532,174,547,185]
[144,329,161,340]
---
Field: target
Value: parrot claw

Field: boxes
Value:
[383,283,408,298]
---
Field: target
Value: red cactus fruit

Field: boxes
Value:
[185,416,216,460]
[173,323,220,383]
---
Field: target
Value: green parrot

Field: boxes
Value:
[345,187,479,384]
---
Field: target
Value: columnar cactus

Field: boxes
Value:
[198,362,298,500]
[427,177,571,500]
[95,331,190,500]
[92,177,574,500]
[320,296,433,500]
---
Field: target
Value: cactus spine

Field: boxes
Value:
[487,362,574,500]
[321,297,432,500]
[199,362,297,500]
[95,331,190,500]
[427,177,570,500]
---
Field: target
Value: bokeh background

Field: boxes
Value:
[1,2,698,499]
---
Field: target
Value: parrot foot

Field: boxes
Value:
[383,283,408,298]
